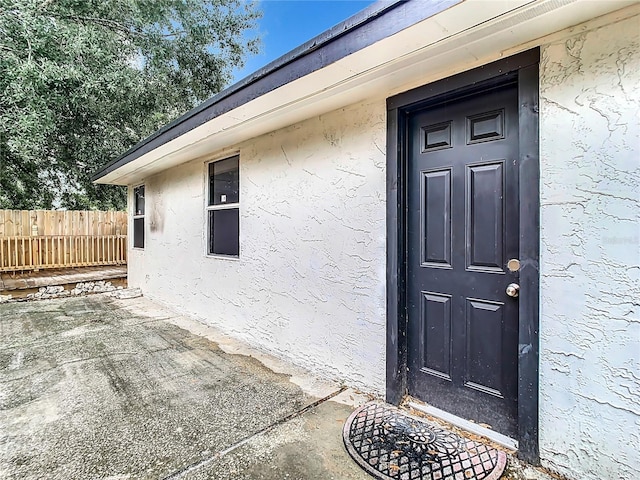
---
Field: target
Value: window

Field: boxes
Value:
[206,156,239,256]
[133,185,145,249]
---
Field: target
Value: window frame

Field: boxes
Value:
[132,184,145,250]
[205,155,240,259]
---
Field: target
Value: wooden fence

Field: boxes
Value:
[0,210,127,272]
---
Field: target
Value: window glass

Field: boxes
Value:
[208,208,239,256]
[133,218,144,248]
[133,185,145,248]
[134,185,145,215]
[209,156,239,206]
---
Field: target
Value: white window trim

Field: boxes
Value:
[132,184,145,251]
[205,156,240,259]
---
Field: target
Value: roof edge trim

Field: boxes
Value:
[92,0,461,182]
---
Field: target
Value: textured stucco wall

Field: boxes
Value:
[128,100,388,394]
[125,10,640,480]
[539,14,640,480]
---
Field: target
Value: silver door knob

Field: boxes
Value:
[506,283,520,298]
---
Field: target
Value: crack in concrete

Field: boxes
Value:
[162,386,348,479]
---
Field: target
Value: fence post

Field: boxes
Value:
[31,223,39,271]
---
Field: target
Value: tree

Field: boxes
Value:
[0,0,261,210]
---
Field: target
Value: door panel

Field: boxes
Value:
[420,291,452,379]
[465,298,505,396]
[407,84,519,437]
[466,161,505,272]
[421,169,452,267]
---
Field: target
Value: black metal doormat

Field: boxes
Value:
[343,402,507,480]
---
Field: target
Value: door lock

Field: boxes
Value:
[506,283,520,298]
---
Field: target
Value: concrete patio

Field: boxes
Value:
[0,294,372,479]
[0,293,558,480]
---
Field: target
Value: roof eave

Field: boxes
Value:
[91,0,461,183]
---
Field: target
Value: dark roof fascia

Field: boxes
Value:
[92,0,461,182]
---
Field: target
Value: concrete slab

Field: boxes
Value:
[0,294,367,480]
[187,400,372,480]
[0,294,561,480]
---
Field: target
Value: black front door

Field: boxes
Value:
[407,84,520,437]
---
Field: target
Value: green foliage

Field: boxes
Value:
[0,0,261,210]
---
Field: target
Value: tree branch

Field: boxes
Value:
[161,31,186,38]
[53,14,139,37]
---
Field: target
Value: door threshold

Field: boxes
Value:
[406,400,519,452]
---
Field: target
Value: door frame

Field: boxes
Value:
[385,48,540,463]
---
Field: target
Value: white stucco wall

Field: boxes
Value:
[129,99,388,395]
[538,14,640,480]
[125,9,640,480]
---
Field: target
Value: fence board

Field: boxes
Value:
[0,210,128,272]
[0,210,127,236]
[0,235,127,272]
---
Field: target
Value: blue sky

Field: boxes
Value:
[232,0,376,83]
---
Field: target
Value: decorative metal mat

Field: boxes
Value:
[343,402,507,480]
